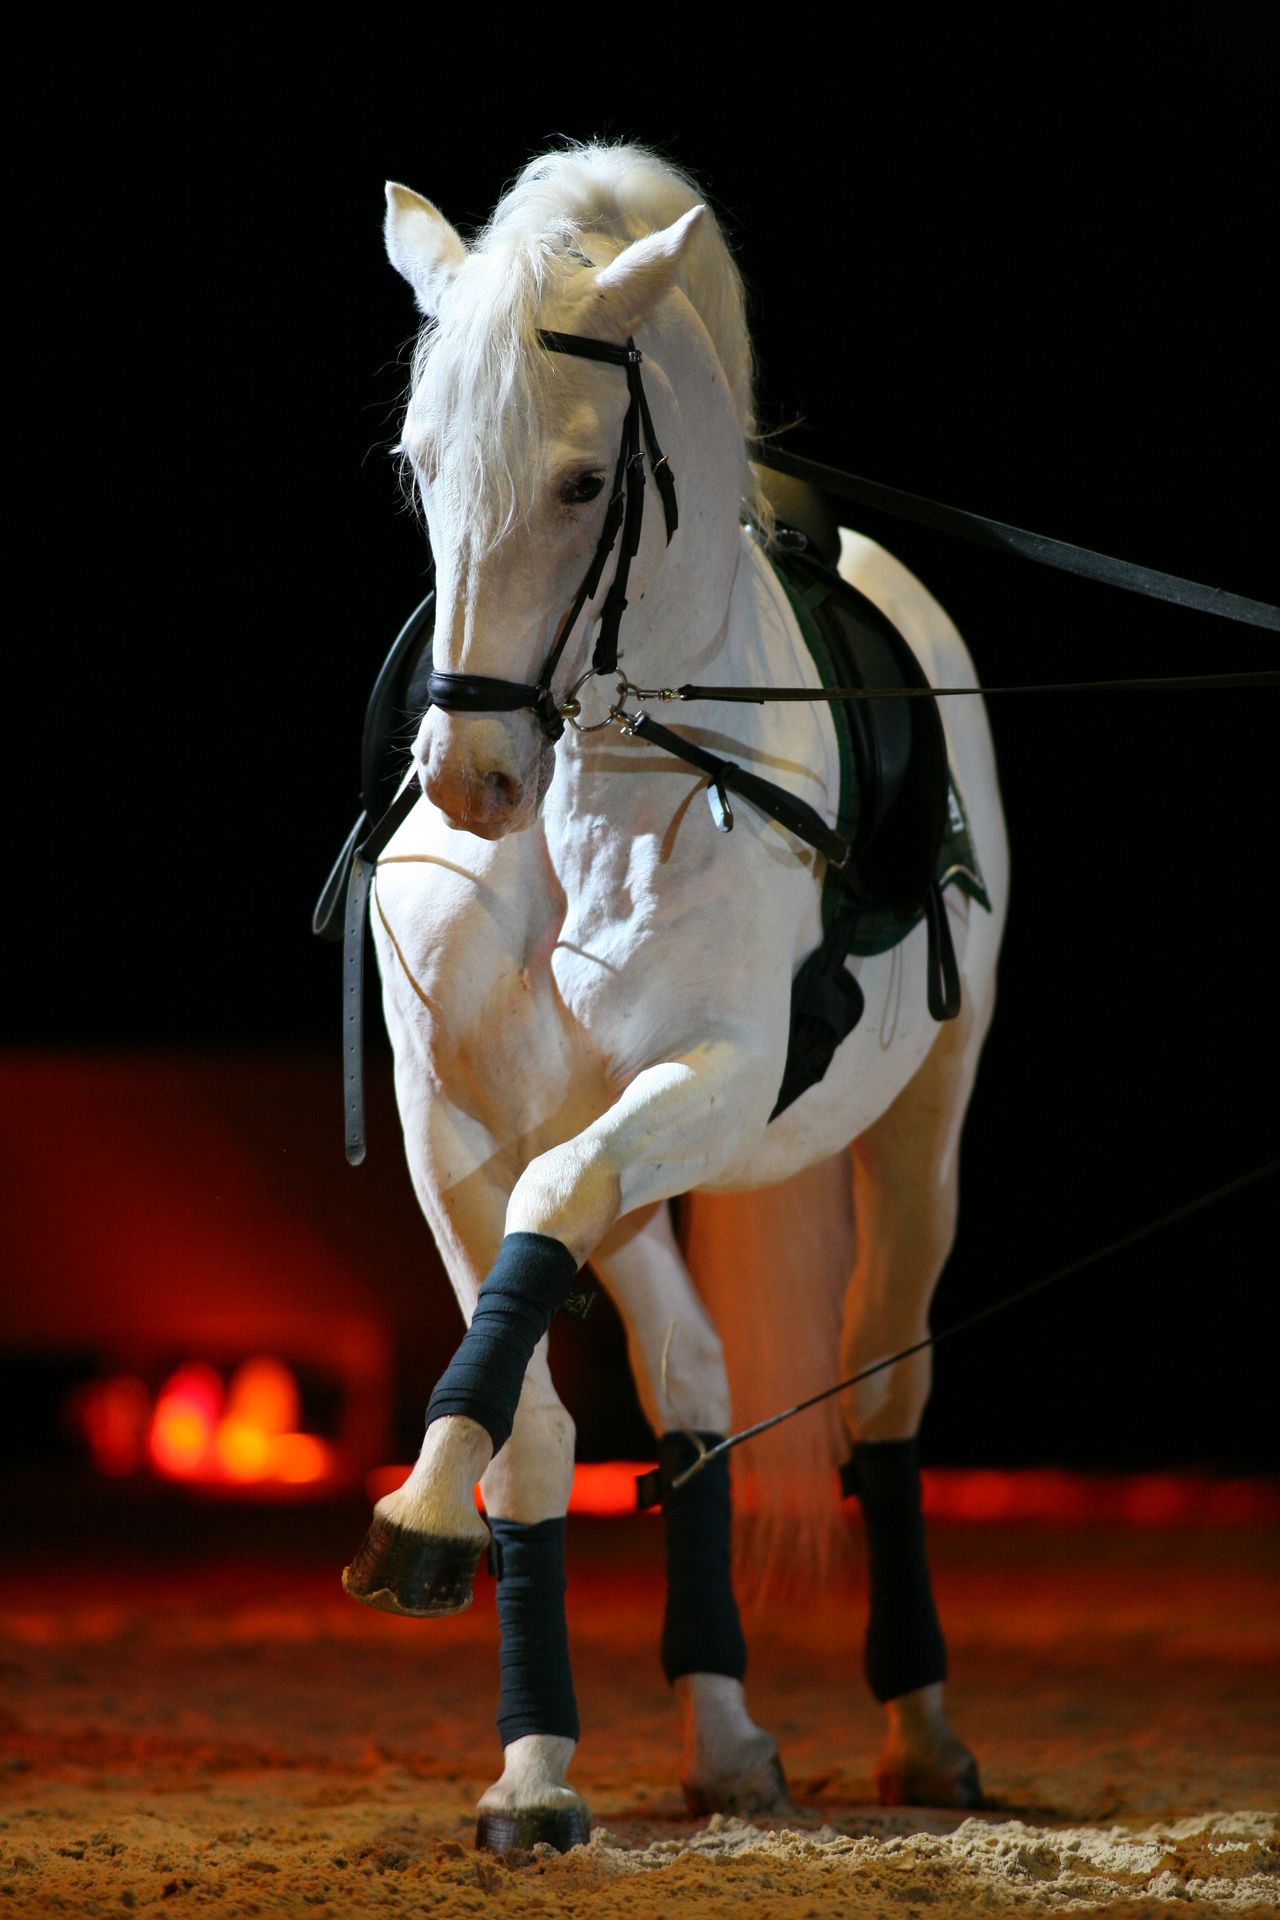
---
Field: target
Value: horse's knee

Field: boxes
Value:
[507,1146,622,1267]
[657,1318,732,1435]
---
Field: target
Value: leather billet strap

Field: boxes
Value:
[341,780,419,1165]
[426,330,678,738]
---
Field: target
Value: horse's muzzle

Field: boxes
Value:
[424,762,527,837]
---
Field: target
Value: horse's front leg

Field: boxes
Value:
[341,1134,589,1854]
[594,1202,792,1817]
[369,1036,775,1598]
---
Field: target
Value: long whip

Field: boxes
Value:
[667,1156,1279,1492]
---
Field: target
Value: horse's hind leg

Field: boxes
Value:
[594,1204,792,1817]
[841,988,994,1808]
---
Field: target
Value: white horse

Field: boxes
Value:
[340,142,1009,1854]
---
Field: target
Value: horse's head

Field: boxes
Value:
[384,160,751,839]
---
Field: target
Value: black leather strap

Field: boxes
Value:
[627,710,849,867]
[536,330,633,366]
[753,447,1280,634]
[672,670,1280,700]
[924,880,962,1021]
[536,330,678,692]
[426,671,543,711]
[427,669,562,737]
[343,851,374,1167]
[340,781,420,1166]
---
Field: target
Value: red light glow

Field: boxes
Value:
[68,1374,152,1478]
[363,1460,1279,1526]
[149,1363,223,1478]
[74,1357,338,1492]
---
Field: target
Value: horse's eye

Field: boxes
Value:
[560,471,606,506]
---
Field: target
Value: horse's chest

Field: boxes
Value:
[546,811,783,1073]
[372,810,580,1110]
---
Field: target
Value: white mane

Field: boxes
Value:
[404,142,762,546]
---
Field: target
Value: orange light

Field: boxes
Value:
[149,1363,223,1477]
[565,1461,655,1515]
[224,1355,300,1436]
[139,1357,339,1492]
[213,1417,275,1481]
[271,1432,334,1483]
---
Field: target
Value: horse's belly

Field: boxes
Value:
[696,886,983,1193]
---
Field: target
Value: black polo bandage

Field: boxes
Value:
[658,1429,747,1684]
[489,1516,579,1745]
[846,1437,947,1702]
[425,1233,579,1455]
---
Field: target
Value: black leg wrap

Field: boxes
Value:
[848,1438,947,1703]
[491,1517,580,1745]
[425,1233,578,1455]
[658,1431,747,1685]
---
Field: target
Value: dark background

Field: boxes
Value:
[12,15,1277,1477]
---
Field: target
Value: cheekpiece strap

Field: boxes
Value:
[535,328,679,690]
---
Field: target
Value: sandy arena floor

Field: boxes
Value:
[0,1502,1275,1917]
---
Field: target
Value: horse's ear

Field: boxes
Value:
[590,205,706,333]
[384,183,467,317]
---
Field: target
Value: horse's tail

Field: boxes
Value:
[679,1154,854,1614]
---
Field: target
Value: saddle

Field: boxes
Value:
[761,539,987,1116]
[314,473,988,1139]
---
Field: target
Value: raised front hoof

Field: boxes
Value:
[341,1513,485,1618]
[475,1805,591,1856]
[682,1747,794,1819]
[876,1751,984,1810]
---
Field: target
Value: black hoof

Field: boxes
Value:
[475,1805,591,1855]
[683,1750,794,1818]
[341,1513,486,1617]
[877,1754,984,1810]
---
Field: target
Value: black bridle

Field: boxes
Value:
[424,330,679,740]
